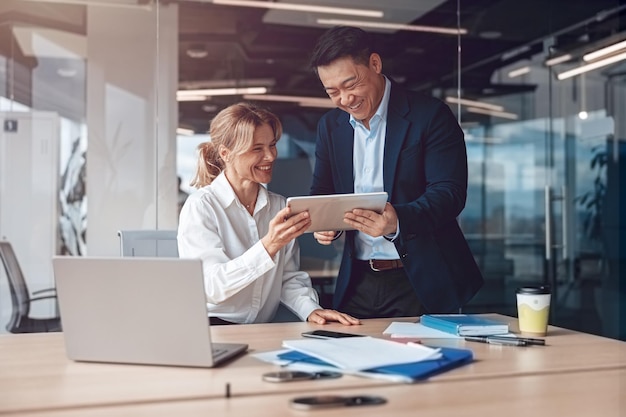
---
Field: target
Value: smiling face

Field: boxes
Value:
[317,53,385,129]
[221,123,277,188]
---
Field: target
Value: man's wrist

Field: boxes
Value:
[383,219,400,241]
[383,233,395,242]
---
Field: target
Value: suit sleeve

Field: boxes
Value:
[393,99,468,237]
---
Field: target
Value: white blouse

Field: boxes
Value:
[177,172,320,323]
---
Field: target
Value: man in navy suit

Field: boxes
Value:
[309,26,483,318]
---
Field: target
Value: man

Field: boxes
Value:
[309,26,483,318]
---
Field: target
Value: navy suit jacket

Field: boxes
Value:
[310,83,484,313]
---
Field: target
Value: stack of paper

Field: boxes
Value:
[282,336,442,370]
[264,336,473,383]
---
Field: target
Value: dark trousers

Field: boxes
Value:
[339,260,425,319]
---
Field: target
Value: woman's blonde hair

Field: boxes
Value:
[190,102,282,188]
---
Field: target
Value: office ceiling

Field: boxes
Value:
[0,0,625,132]
[176,0,625,131]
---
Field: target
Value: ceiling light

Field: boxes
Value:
[177,95,208,102]
[557,51,626,80]
[545,54,572,66]
[466,107,518,120]
[177,87,268,97]
[179,78,275,90]
[186,46,208,59]
[211,0,383,18]
[19,0,150,8]
[445,97,504,112]
[507,66,530,78]
[317,19,466,36]
[583,39,626,61]
[242,94,335,108]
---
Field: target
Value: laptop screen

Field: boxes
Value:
[53,256,246,367]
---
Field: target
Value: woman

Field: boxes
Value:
[178,102,360,326]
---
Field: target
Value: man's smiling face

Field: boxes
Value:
[317,53,385,129]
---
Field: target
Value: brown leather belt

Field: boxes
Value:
[364,259,404,272]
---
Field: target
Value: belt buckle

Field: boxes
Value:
[368,259,381,272]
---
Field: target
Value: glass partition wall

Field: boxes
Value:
[0,0,177,332]
[458,6,624,340]
[0,0,623,338]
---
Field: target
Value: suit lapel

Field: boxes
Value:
[331,112,355,193]
[383,85,410,199]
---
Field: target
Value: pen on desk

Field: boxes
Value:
[464,336,528,346]
[487,335,546,346]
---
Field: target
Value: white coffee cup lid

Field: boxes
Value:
[517,285,550,295]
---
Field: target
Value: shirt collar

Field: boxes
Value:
[349,75,391,129]
[212,172,269,212]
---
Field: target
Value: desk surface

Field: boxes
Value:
[1,315,625,415]
[10,368,626,417]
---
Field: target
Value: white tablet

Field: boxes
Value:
[286,192,388,233]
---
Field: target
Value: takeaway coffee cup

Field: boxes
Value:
[516,285,551,336]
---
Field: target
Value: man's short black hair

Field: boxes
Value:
[309,26,373,72]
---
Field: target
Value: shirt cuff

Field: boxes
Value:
[383,220,400,242]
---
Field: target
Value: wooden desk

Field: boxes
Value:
[11,368,626,417]
[1,316,625,415]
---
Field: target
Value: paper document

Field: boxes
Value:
[383,322,462,339]
[250,349,418,383]
[282,336,441,370]
[276,346,473,383]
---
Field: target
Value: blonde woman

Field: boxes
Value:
[178,102,360,326]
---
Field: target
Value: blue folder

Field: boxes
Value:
[278,346,473,382]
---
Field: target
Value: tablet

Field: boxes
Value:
[286,192,388,233]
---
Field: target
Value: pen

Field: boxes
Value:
[487,335,545,346]
[464,336,528,346]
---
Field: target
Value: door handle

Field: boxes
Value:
[561,185,568,260]
[545,186,552,261]
[545,185,568,262]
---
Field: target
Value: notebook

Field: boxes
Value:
[52,256,248,368]
[420,314,509,336]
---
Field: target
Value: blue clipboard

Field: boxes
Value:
[278,346,473,381]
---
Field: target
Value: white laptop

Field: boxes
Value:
[52,256,248,368]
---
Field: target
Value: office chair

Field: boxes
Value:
[117,230,179,257]
[116,230,301,322]
[0,241,61,333]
